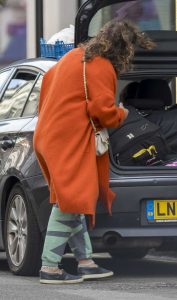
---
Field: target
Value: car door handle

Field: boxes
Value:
[0,137,14,151]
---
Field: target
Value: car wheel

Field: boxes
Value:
[110,248,148,260]
[4,183,42,275]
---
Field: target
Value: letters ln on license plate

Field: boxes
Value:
[146,200,177,222]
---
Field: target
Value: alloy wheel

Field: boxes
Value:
[7,194,28,266]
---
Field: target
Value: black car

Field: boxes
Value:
[1,0,177,275]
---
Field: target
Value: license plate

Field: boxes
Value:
[146,200,177,222]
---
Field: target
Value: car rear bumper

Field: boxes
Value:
[90,227,177,238]
[90,209,177,251]
[90,227,177,252]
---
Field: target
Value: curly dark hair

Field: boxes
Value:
[79,19,155,74]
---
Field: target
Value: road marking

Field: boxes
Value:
[146,255,177,264]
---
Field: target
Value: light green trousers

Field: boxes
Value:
[42,205,93,267]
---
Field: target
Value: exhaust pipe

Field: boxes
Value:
[102,232,162,249]
[103,232,119,247]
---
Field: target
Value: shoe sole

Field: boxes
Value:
[81,271,114,280]
[40,278,84,284]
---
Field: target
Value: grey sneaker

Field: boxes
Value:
[78,265,114,280]
[40,270,83,284]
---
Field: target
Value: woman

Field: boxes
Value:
[33,20,155,284]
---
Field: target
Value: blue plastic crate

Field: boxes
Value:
[40,38,74,60]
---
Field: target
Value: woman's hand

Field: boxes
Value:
[119,102,129,126]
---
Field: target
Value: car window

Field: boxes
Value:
[0,72,37,120]
[0,69,12,91]
[88,0,175,37]
[22,75,43,117]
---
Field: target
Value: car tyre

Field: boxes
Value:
[4,183,42,275]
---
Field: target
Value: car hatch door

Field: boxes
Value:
[75,0,177,65]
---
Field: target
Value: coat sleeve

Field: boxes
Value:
[86,57,126,128]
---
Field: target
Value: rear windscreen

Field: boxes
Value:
[88,0,176,37]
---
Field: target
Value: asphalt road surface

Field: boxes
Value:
[0,252,177,300]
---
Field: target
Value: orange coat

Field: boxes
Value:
[33,48,125,225]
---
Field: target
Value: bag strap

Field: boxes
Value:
[83,59,97,133]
